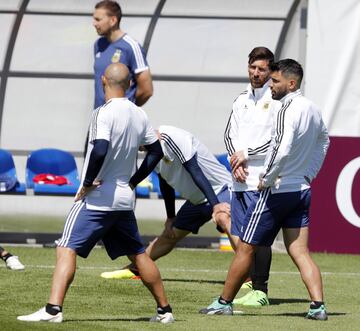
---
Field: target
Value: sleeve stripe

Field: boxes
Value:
[263,100,292,176]
[90,100,113,141]
[90,107,100,142]
[160,133,186,163]
[248,140,271,155]
[224,110,236,155]
[124,35,146,69]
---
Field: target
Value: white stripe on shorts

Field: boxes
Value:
[58,201,84,247]
[243,188,270,243]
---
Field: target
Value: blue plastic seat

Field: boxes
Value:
[0,149,26,194]
[216,153,231,172]
[26,148,80,195]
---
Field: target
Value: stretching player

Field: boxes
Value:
[17,63,174,324]
[100,125,234,279]
[200,59,330,321]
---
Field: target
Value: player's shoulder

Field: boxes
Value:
[122,34,144,50]
[233,89,249,104]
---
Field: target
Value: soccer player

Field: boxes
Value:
[200,59,330,321]
[100,125,234,280]
[0,246,24,270]
[224,47,282,307]
[93,0,153,108]
[17,63,174,324]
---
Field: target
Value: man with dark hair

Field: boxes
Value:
[93,0,153,108]
[218,46,281,307]
[17,63,174,324]
[201,58,330,321]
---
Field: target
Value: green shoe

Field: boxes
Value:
[305,304,328,321]
[241,281,253,290]
[234,290,269,307]
[233,290,255,305]
[100,269,140,279]
[199,298,233,315]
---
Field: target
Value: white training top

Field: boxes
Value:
[82,98,157,210]
[224,81,282,191]
[156,125,232,205]
[261,89,330,193]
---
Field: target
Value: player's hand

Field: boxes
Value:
[233,164,249,183]
[163,217,176,239]
[212,202,231,224]
[74,179,101,202]
[257,180,265,192]
[230,151,246,171]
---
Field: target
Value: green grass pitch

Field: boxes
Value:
[0,247,359,331]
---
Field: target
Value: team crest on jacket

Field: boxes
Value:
[263,102,270,111]
[111,49,121,63]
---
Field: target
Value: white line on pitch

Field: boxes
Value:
[1,264,359,276]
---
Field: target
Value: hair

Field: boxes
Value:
[270,59,303,88]
[95,1,122,26]
[248,47,274,66]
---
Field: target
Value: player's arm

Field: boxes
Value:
[135,70,153,106]
[224,101,249,182]
[75,139,108,201]
[259,108,295,189]
[158,173,176,238]
[129,140,163,189]
[304,119,330,183]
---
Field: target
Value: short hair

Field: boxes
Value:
[270,59,303,87]
[248,47,274,66]
[95,1,122,26]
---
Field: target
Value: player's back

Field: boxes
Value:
[85,98,156,210]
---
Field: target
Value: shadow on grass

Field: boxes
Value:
[269,298,309,305]
[239,312,346,318]
[65,317,150,323]
[163,278,224,285]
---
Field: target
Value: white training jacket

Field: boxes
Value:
[224,81,282,191]
[261,89,330,193]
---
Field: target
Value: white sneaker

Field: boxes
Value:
[6,256,25,270]
[150,312,175,324]
[17,307,63,323]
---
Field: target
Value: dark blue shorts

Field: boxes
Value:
[174,185,231,234]
[231,189,311,246]
[57,201,145,259]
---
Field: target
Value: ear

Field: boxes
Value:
[110,15,117,28]
[101,75,106,86]
[288,78,297,91]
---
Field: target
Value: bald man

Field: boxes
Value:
[17,62,175,324]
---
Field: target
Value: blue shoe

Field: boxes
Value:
[199,298,233,315]
[305,304,328,321]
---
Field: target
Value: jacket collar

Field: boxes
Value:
[280,89,302,104]
[247,80,271,102]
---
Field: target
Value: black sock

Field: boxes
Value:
[1,253,12,262]
[129,267,140,276]
[310,301,324,309]
[218,296,232,305]
[46,303,62,315]
[157,304,172,314]
[251,246,272,294]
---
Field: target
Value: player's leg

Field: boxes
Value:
[48,247,77,306]
[17,201,95,323]
[282,189,327,320]
[200,188,273,315]
[145,227,190,260]
[283,227,324,300]
[235,246,271,306]
[212,186,239,250]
